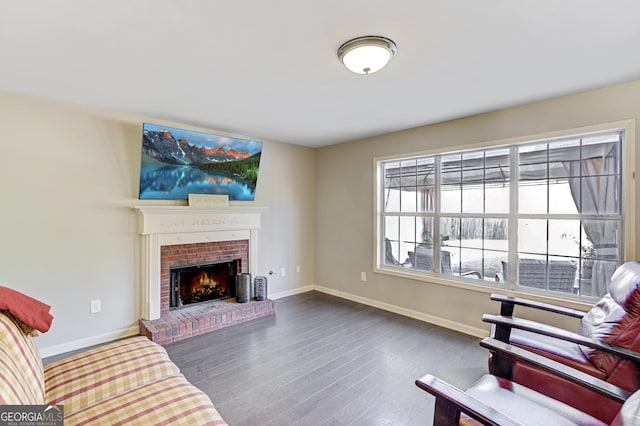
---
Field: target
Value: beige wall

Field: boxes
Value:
[0,91,316,355]
[315,79,640,335]
[3,79,639,354]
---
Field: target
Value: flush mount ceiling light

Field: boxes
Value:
[337,35,397,75]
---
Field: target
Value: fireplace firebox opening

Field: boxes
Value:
[170,260,239,309]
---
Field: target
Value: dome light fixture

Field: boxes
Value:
[337,35,397,75]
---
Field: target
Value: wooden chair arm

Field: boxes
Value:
[480,337,630,403]
[415,374,523,426]
[416,339,631,425]
[490,293,586,318]
[483,314,640,364]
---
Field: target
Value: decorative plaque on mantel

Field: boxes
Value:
[188,194,229,207]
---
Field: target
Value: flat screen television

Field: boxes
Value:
[138,123,263,201]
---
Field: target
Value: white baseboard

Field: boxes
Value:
[38,287,315,358]
[39,285,486,357]
[269,285,314,300]
[313,285,488,339]
[39,325,140,358]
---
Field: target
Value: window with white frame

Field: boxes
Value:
[377,124,634,299]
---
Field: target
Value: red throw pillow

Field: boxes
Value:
[0,286,53,333]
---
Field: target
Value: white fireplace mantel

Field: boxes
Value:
[135,205,267,235]
[134,205,267,320]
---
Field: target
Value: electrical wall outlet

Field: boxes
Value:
[296,265,301,273]
[90,299,101,314]
[361,272,367,281]
[281,267,286,276]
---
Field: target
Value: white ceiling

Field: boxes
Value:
[1,1,640,147]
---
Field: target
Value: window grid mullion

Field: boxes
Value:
[508,145,518,288]
[434,155,442,273]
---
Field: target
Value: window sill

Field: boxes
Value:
[375,266,595,312]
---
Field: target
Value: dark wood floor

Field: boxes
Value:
[164,291,489,426]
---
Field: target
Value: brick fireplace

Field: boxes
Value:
[135,205,275,344]
[161,241,247,314]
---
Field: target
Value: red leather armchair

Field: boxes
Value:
[483,261,640,423]
[416,337,640,426]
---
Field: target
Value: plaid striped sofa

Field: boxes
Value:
[0,311,227,425]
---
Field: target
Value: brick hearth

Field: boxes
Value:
[140,298,276,345]
[139,238,275,345]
